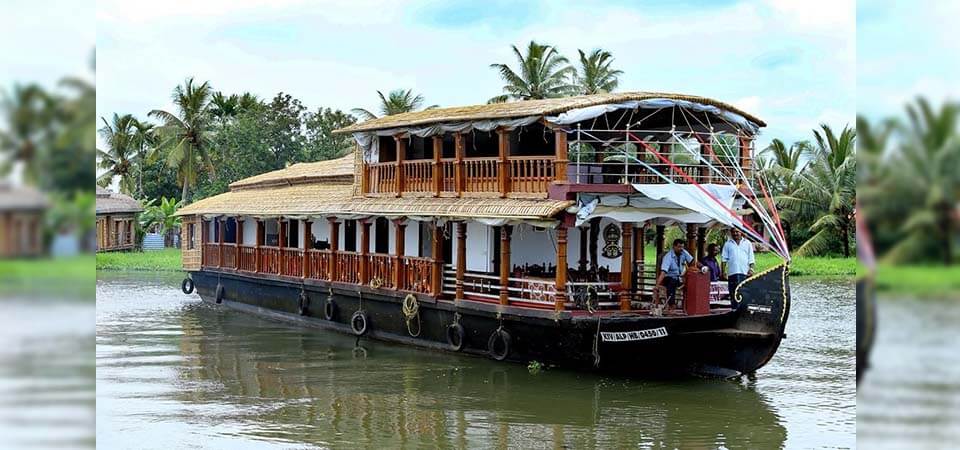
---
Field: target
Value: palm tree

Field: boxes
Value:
[881,98,960,265]
[488,41,576,103]
[96,113,141,194]
[148,77,216,202]
[777,124,857,257]
[131,118,155,197]
[575,49,623,95]
[759,138,810,195]
[209,91,240,124]
[351,89,437,120]
[0,84,55,184]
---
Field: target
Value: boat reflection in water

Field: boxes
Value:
[174,302,785,449]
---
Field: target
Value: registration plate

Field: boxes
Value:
[600,326,668,342]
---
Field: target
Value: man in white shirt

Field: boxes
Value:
[721,228,755,308]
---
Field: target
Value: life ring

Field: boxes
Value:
[446,322,465,351]
[215,283,224,304]
[350,310,369,336]
[298,291,309,316]
[369,277,383,289]
[487,328,511,361]
[323,297,336,321]
[181,278,194,295]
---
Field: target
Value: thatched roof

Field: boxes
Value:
[336,92,765,134]
[176,182,571,220]
[229,153,355,190]
[0,184,48,212]
[96,187,143,215]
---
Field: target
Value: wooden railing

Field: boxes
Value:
[367,162,398,194]
[463,157,499,193]
[439,158,457,194]
[401,160,433,194]
[238,246,257,272]
[222,244,238,268]
[280,248,303,277]
[509,156,554,194]
[203,243,220,267]
[259,246,281,274]
[306,249,332,281]
[400,256,433,294]
[368,254,396,289]
[336,252,361,284]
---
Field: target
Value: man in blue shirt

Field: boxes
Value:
[721,228,755,308]
[655,238,694,307]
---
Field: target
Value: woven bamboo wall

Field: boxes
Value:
[181,215,201,271]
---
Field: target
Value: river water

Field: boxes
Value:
[857,295,960,448]
[95,272,855,449]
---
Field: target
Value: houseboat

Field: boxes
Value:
[95,186,142,252]
[175,92,792,377]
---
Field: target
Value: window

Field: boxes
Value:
[187,223,196,250]
[344,220,357,252]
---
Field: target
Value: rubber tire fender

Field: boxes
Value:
[181,278,195,295]
[323,298,336,321]
[215,283,225,304]
[298,291,309,316]
[446,322,465,352]
[487,328,511,361]
[350,310,369,336]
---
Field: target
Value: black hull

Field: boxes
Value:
[856,276,876,383]
[189,265,790,377]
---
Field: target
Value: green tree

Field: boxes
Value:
[304,107,358,160]
[209,91,240,124]
[130,118,155,198]
[140,196,183,234]
[488,41,576,103]
[0,84,55,184]
[881,98,960,265]
[148,77,216,202]
[575,49,623,95]
[777,124,857,257]
[352,89,436,120]
[96,113,141,194]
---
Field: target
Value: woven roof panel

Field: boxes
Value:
[229,153,356,190]
[0,184,48,211]
[95,188,143,214]
[335,92,765,134]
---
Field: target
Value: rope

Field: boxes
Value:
[592,316,602,367]
[402,294,421,337]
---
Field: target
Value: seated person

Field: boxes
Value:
[655,239,695,307]
[702,243,721,282]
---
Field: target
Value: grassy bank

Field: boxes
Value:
[96,248,183,272]
[1,255,96,295]
[875,264,960,296]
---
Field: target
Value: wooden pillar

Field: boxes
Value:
[359,220,371,285]
[499,225,512,305]
[235,217,242,270]
[431,222,443,297]
[697,226,707,261]
[497,128,510,198]
[578,226,588,273]
[328,218,339,281]
[637,223,646,294]
[395,135,407,197]
[739,135,752,181]
[554,129,568,182]
[255,219,263,273]
[589,218,601,271]
[555,225,568,311]
[619,223,633,311]
[278,218,286,250]
[455,221,466,303]
[454,133,465,197]
[393,219,407,290]
[686,224,697,261]
[432,136,443,197]
[218,218,225,267]
[655,224,665,268]
[302,220,312,278]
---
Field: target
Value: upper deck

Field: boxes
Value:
[340,92,763,200]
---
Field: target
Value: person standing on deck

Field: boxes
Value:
[655,239,694,307]
[722,228,755,308]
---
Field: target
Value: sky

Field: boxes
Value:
[95,0,856,151]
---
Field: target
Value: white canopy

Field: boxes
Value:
[575,184,743,228]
